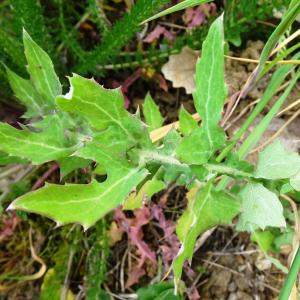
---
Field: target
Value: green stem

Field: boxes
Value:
[279,245,300,300]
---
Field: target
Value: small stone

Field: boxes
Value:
[228,282,237,292]
[227,292,238,300]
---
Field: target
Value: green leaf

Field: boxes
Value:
[254,141,300,180]
[178,106,198,136]
[290,171,300,191]
[57,74,149,148]
[5,66,44,117]
[58,156,91,178]
[123,179,165,210]
[194,15,226,151]
[142,0,211,24]
[251,230,274,253]
[237,183,286,231]
[0,151,27,165]
[173,183,240,282]
[176,127,211,165]
[10,148,148,229]
[137,282,181,300]
[23,29,61,106]
[143,93,164,132]
[0,120,77,165]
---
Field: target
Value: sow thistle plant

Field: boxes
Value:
[1,2,300,297]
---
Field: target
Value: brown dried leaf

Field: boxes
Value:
[162,47,198,94]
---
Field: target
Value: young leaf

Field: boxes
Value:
[57,74,148,147]
[23,29,61,106]
[10,148,148,229]
[290,171,300,191]
[254,141,300,180]
[237,183,286,231]
[6,66,43,117]
[178,106,198,136]
[143,93,164,132]
[173,183,240,282]
[176,127,211,165]
[0,121,77,165]
[194,15,226,151]
[137,282,181,300]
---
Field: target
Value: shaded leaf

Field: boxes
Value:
[137,282,181,300]
[237,183,286,231]
[58,156,91,178]
[173,183,240,282]
[254,140,300,180]
[124,179,165,210]
[6,66,43,117]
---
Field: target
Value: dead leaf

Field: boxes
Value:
[162,47,198,94]
[107,221,124,246]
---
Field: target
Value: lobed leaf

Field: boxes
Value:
[10,148,148,229]
[57,74,149,149]
[0,120,77,165]
[23,29,61,106]
[194,15,226,152]
[237,183,286,231]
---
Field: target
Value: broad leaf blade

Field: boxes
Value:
[237,183,286,231]
[23,29,61,106]
[194,15,226,151]
[173,184,240,282]
[254,141,300,180]
[176,127,211,164]
[10,148,148,229]
[143,93,164,132]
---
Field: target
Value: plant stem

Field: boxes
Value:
[279,245,300,300]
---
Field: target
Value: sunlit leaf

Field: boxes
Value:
[23,29,61,106]
[194,15,226,152]
[10,148,148,229]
